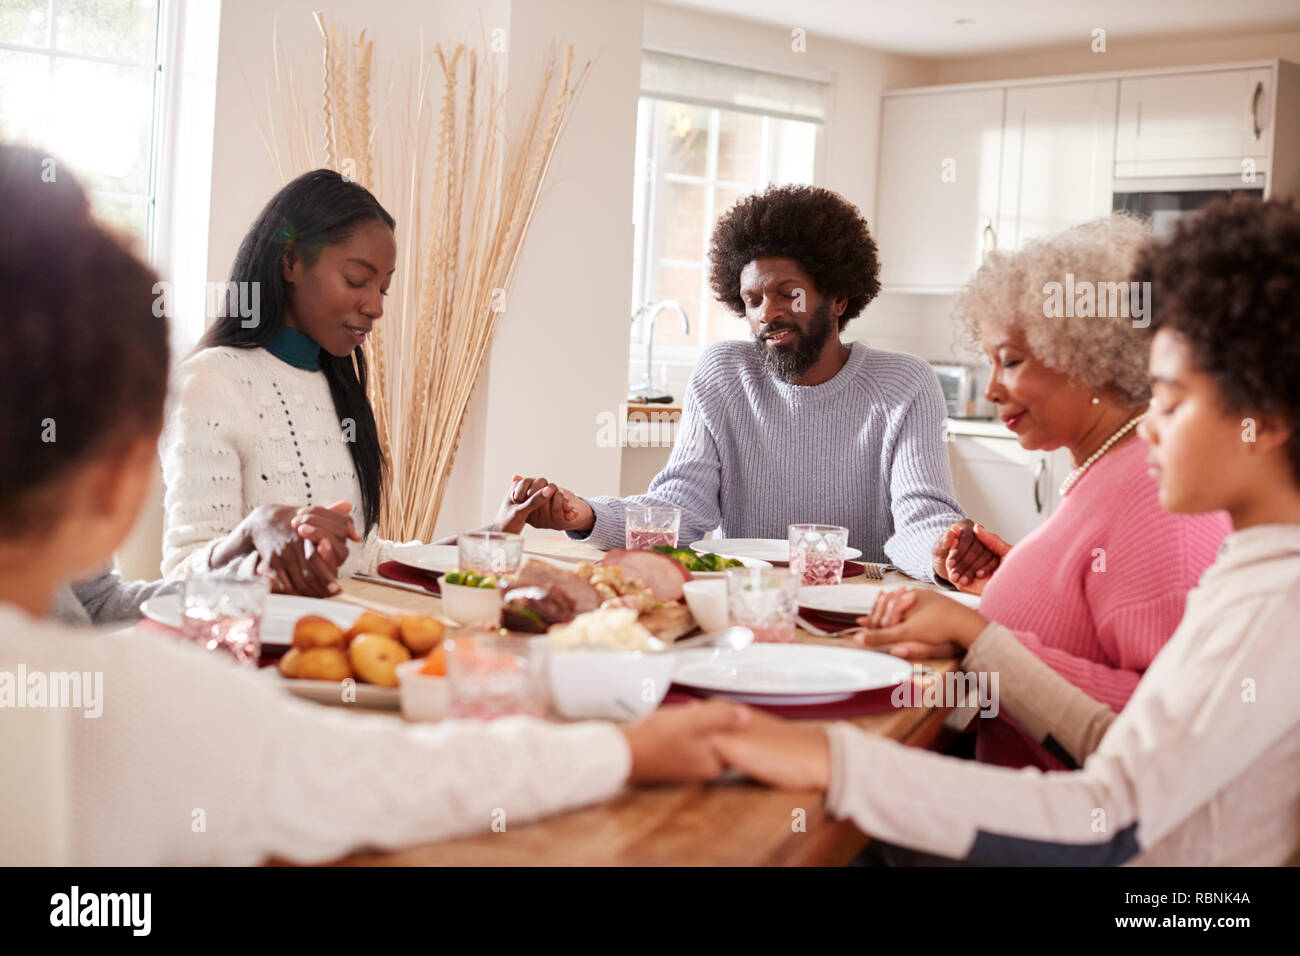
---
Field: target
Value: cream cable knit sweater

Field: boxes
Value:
[160,346,406,579]
[0,604,631,865]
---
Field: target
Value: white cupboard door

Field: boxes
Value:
[876,88,1005,292]
[1115,67,1272,177]
[948,437,1064,545]
[999,80,1118,251]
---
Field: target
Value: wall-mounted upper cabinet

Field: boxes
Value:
[1115,67,1272,177]
[875,60,1298,294]
[874,88,1004,293]
[997,79,1118,252]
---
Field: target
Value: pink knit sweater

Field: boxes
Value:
[973,435,1231,769]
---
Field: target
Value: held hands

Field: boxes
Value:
[623,700,751,783]
[709,708,832,791]
[853,587,989,660]
[499,474,595,533]
[622,701,832,792]
[932,519,1011,594]
[242,500,360,598]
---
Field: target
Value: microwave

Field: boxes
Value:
[1112,175,1266,239]
[931,363,994,420]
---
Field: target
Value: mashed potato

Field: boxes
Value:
[549,607,661,652]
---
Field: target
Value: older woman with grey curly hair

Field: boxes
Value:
[854,213,1232,772]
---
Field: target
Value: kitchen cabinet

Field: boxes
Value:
[1116,67,1272,177]
[947,433,1071,545]
[874,88,1004,292]
[877,60,1300,297]
[997,80,1118,251]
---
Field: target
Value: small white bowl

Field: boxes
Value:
[438,579,503,627]
[396,659,449,722]
[548,648,676,721]
[681,579,729,633]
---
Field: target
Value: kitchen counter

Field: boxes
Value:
[946,418,1009,439]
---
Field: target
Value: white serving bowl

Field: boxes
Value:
[681,578,729,633]
[548,648,676,721]
[396,659,449,722]
[438,578,503,627]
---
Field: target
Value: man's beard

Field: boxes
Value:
[753,299,836,384]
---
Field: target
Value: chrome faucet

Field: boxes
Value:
[630,299,690,401]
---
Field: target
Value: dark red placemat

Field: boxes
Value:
[377,560,442,595]
[769,559,866,577]
[662,682,902,718]
[796,606,865,633]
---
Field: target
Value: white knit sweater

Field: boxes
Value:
[0,604,631,865]
[160,346,403,579]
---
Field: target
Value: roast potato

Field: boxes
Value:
[396,614,445,655]
[292,614,346,649]
[344,611,401,645]
[293,647,354,682]
[348,633,411,687]
[278,647,304,678]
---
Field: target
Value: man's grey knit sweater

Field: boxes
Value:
[572,341,964,580]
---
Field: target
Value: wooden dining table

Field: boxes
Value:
[306,535,962,866]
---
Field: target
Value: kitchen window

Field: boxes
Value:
[0,0,163,254]
[630,49,826,393]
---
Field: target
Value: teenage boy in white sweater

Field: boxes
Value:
[708,196,1300,866]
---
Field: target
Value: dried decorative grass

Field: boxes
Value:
[253,15,589,540]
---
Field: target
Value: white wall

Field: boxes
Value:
[461,0,645,535]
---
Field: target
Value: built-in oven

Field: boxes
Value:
[1112,175,1266,238]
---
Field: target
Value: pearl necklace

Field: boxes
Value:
[1059,412,1148,496]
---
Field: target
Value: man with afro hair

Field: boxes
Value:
[516,185,964,579]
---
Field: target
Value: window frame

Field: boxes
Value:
[630,82,825,374]
[0,0,166,261]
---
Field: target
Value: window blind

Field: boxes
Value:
[640,49,828,124]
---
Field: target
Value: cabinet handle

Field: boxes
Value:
[1033,459,1045,513]
[1250,81,1263,141]
[981,219,997,261]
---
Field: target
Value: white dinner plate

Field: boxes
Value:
[388,543,579,576]
[387,543,461,574]
[690,537,863,564]
[672,643,910,704]
[798,583,981,618]
[279,678,399,709]
[140,593,365,650]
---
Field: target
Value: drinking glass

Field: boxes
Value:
[457,531,524,576]
[180,575,269,665]
[446,631,550,719]
[726,567,800,643]
[788,523,849,586]
[624,504,681,550]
